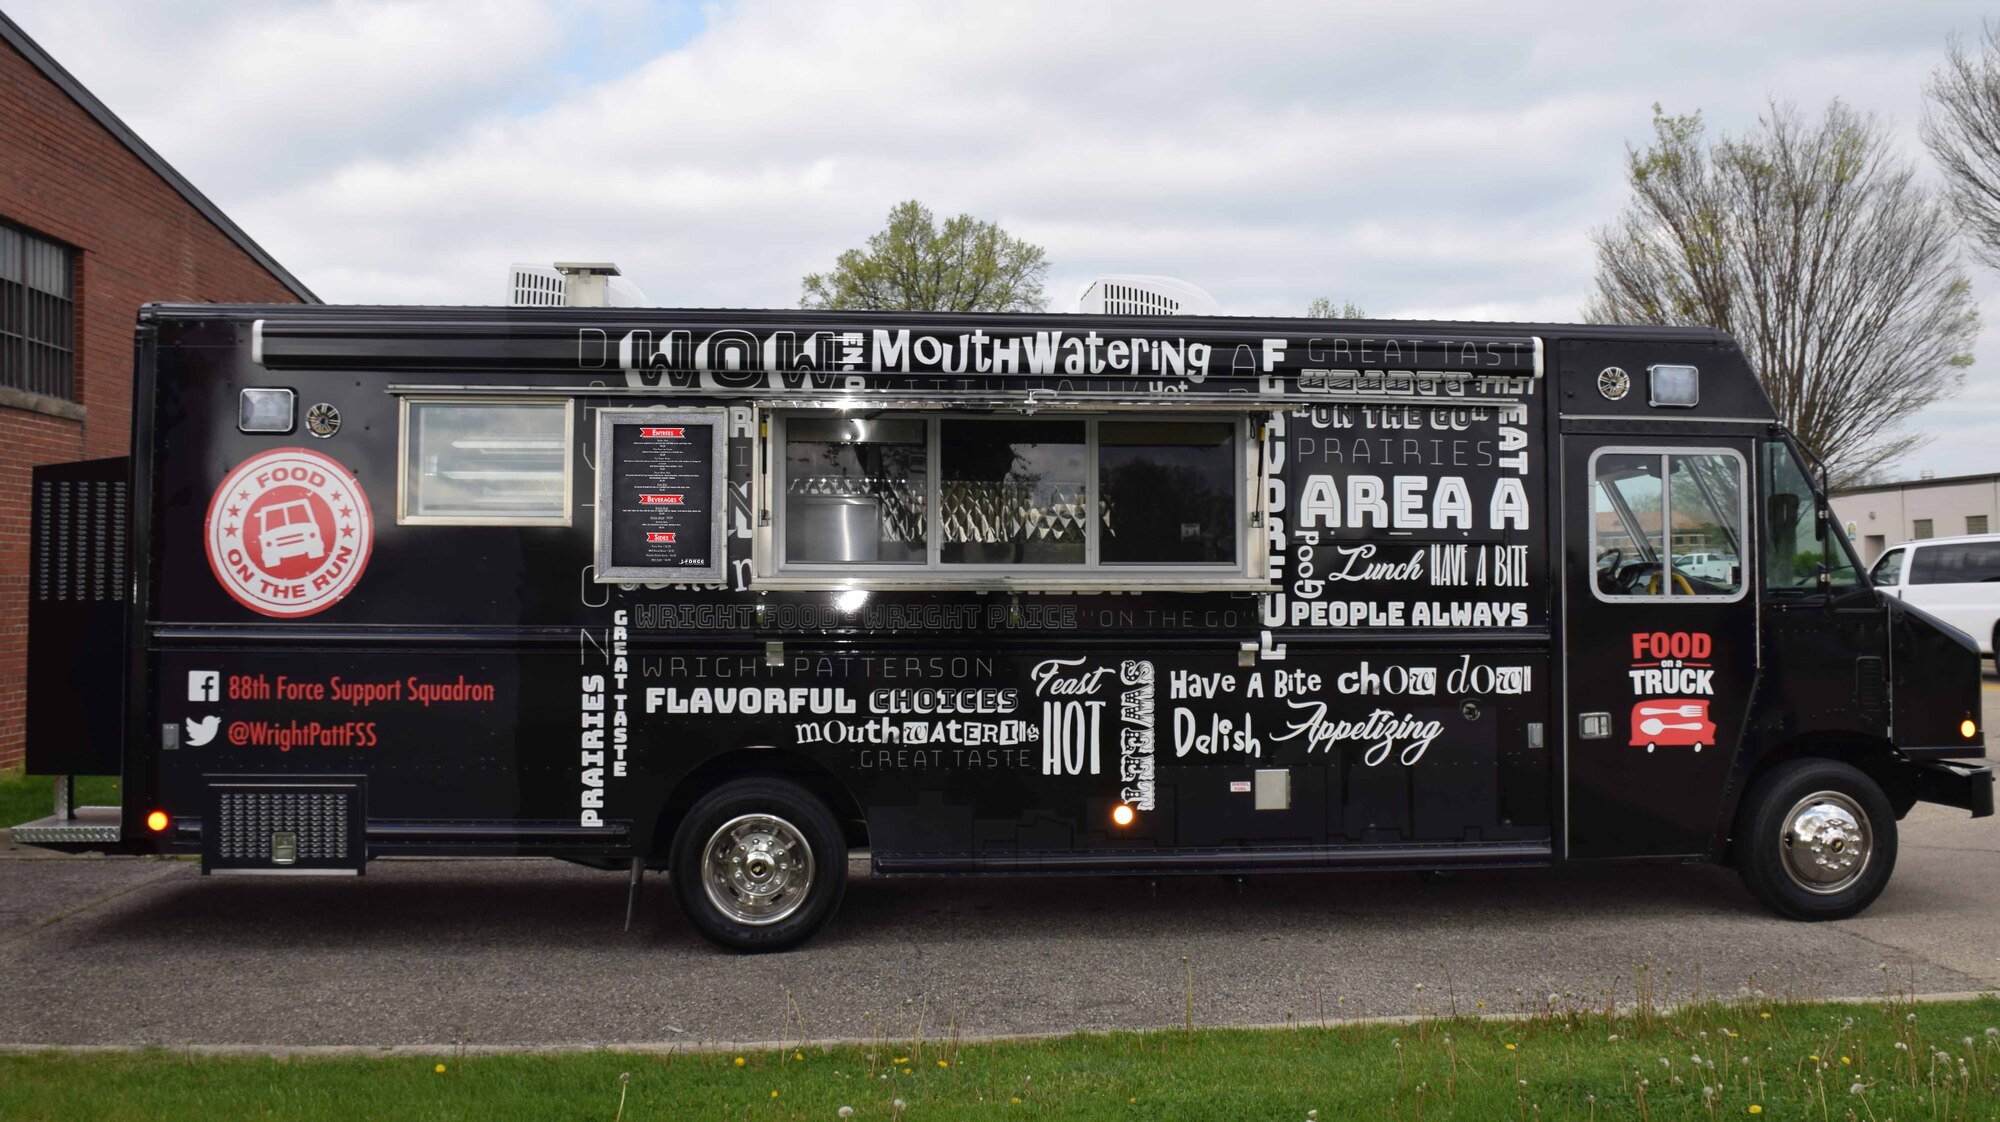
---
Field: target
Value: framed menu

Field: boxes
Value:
[595,408,729,582]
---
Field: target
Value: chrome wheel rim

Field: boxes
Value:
[1779,790,1872,895]
[701,813,814,925]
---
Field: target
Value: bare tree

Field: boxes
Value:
[1926,21,2000,269]
[801,200,1048,312]
[1588,103,1978,484]
[1306,297,1366,318]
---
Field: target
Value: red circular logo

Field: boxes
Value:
[204,447,373,618]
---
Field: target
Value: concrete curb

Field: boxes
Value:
[1,990,1993,1058]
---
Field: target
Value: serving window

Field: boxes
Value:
[398,398,573,525]
[765,412,1262,588]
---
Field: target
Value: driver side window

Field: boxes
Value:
[1590,447,1747,602]
[1762,440,1860,594]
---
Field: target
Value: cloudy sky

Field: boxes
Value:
[9,0,1999,479]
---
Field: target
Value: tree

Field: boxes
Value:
[1587,103,1978,484]
[1925,20,2000,268]
[1306,297,1367,319]
[800,200,1049,312]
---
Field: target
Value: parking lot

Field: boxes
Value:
[3,683,1996,1052]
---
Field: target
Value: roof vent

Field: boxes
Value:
[506,262,650,308]
[1074,274,1219,316]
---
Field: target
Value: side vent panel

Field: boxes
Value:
[1856,656,1888,715]
[203,779,366,875]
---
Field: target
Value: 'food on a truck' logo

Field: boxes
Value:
[204,447,373,618]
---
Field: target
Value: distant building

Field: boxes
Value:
[1831,472,2000,566]
[0,12,315,770]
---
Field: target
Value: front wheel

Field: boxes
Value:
[1734,759,1897,920]
[668,777,847,952]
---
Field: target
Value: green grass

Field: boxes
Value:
[0,768,120,829]
[3,996,2000,1120]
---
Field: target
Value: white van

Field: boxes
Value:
[1870,533,2000,666]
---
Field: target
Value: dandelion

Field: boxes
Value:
[1308,1111,1319,1120]
[1607,1034,1620,1042]
[1760,1011,1772,1019]
[1749,1106,1763,1115]
[619,1073,630,1085]
[1476,1000,1485,1009]
[1964,1036,1975,1047]
[1506,1043,1517,1051]
[1416,982,1426,991]
[1011,1097,1022,1105]
[1810,1054,1820,1062]
[1895,1042,1907,1051]
[840,1109,855,1119]
[902,1067,912,1075]
[1850,1082,1866,1095]
[434,1064,446,1074]
[1841,1056,1852,1065]
[894,1056,909,1065]
[1986,1027,1998,1039]
[734,1057,746,1067]
[938,1060,948,1069]
[1703,1086,1715,1101]
[771,1090,780,1099]
[893,1098,906,1110]
[1908,1013,1917,1023]
[1128,1096,1136,1104]
[795,1052,805,1061]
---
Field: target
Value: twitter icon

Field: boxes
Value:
[185,715,220,747]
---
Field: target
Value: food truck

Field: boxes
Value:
[15,302,1993,951]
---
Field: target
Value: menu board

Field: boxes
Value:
[595,408,728,582]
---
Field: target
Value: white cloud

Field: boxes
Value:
[5,0,1997,477]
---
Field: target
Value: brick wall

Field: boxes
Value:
[0,38,305,770]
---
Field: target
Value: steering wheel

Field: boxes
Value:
[1646,570,1696,595]
[1596,547,1622,572]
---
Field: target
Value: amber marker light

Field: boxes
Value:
[145,810,170,833]
[1111,803,1136,827]
[1962,719,1978,739]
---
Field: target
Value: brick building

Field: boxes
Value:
[1,12,314,770]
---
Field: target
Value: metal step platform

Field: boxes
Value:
[10,805,120,846]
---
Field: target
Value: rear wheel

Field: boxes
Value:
[1734,759,1896,920]
[668,777,847,952]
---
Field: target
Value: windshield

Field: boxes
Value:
[1762,438,1861,594]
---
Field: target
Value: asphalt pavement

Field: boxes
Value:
[3,687,1997,1051]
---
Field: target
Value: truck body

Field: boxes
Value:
[15,304,1992,949]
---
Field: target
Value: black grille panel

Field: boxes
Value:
[1856,656,1888,714]
[34,474,126,602]
[203,780,366,873]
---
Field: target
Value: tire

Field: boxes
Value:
[1734,759,1897,921]
[668,777,847,952]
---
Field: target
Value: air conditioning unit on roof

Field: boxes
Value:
[1075,275,1220,316]
[506,262,650,307]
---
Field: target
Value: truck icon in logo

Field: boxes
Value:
[1629,699,1715,752]
[256,498,326,569]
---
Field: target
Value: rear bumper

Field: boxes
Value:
[1912,760,1995,818]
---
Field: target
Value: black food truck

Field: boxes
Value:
[15,303,1993,951]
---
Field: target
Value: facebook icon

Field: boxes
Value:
[188,671,218,703]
